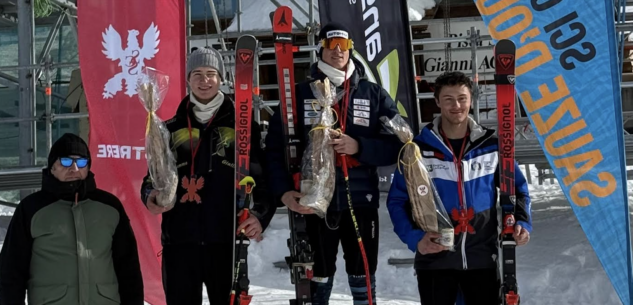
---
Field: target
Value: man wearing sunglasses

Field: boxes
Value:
[265,23,401,304]
[0,133,144,305]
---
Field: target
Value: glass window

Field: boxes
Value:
[191,0,237,20]
[0,22,80,169]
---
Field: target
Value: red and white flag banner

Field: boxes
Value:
[78,1,186,304]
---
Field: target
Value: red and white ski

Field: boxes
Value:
[272,6,314,305]
[231,34,257,305]
[495,38,519,305]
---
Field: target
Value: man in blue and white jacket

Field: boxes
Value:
[386,71,532,305]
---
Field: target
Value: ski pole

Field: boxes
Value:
[339,155,373,305]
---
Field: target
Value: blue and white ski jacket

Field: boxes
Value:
[386,116,532,270]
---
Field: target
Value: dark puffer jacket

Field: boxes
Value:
[266,59,402,212]
[141,94,275,246]
[0,170,143,305]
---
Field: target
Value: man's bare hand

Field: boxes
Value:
[417,232,451,255]
[329,133,359,155]
[281,191,314,214]
[146,190,173,215]
[237,211,263,240]
[514,224,530,246]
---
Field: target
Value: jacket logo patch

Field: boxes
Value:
[426,164,449,172]
[304,111,321,118]
[353,98,370,106]
[353,110,370,119]
[353,105,370,111]
[305,118,319,126]
[305,104,322,111]
[353,117,370,127]
[484,161,495,171]
[214,127,235,157]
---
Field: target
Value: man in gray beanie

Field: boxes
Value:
[187,46,225,81]
[140,46,275,305]
[184,46,226,123]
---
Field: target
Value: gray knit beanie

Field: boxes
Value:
[187,47,225,82]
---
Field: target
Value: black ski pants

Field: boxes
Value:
[416,268,500,305]
[306,207,379,277]
[162,243,234,305]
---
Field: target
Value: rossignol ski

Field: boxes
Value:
[230,34,257,305]
[272,6,314,305]
[495,39,519,305]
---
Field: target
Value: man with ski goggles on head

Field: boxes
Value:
[266,22,402,304]
[0,133,144,305]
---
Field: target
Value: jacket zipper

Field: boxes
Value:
[454,158,468,270]
[457,134,492,270]
[73,192,89,305]
[194,111,225,246]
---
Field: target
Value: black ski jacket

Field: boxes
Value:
[265,59,401,212]
[0,170,143,305]
[140,94,275,246]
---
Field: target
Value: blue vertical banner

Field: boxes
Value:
[474,0,633,303]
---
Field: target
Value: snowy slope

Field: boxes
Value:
[223,0,437,32]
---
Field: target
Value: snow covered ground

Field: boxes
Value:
[0,165,628,304]
[199,165,624,305]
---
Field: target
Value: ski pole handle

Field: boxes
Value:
[293,172,301,191]
[238,209,250,234]
[239,209,249,224]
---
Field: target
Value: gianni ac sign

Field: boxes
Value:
[423,18,496,80]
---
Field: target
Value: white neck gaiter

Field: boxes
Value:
[317,59,355,87]
[190,91,224,124]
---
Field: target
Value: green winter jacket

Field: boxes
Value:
[0,170,144,305]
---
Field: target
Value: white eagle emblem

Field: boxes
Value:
[101,22,160,98]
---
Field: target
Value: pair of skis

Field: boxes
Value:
[231,34,257,305]
[495,39,519,305]
[231,7,314,304]
[234,20,519,305]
